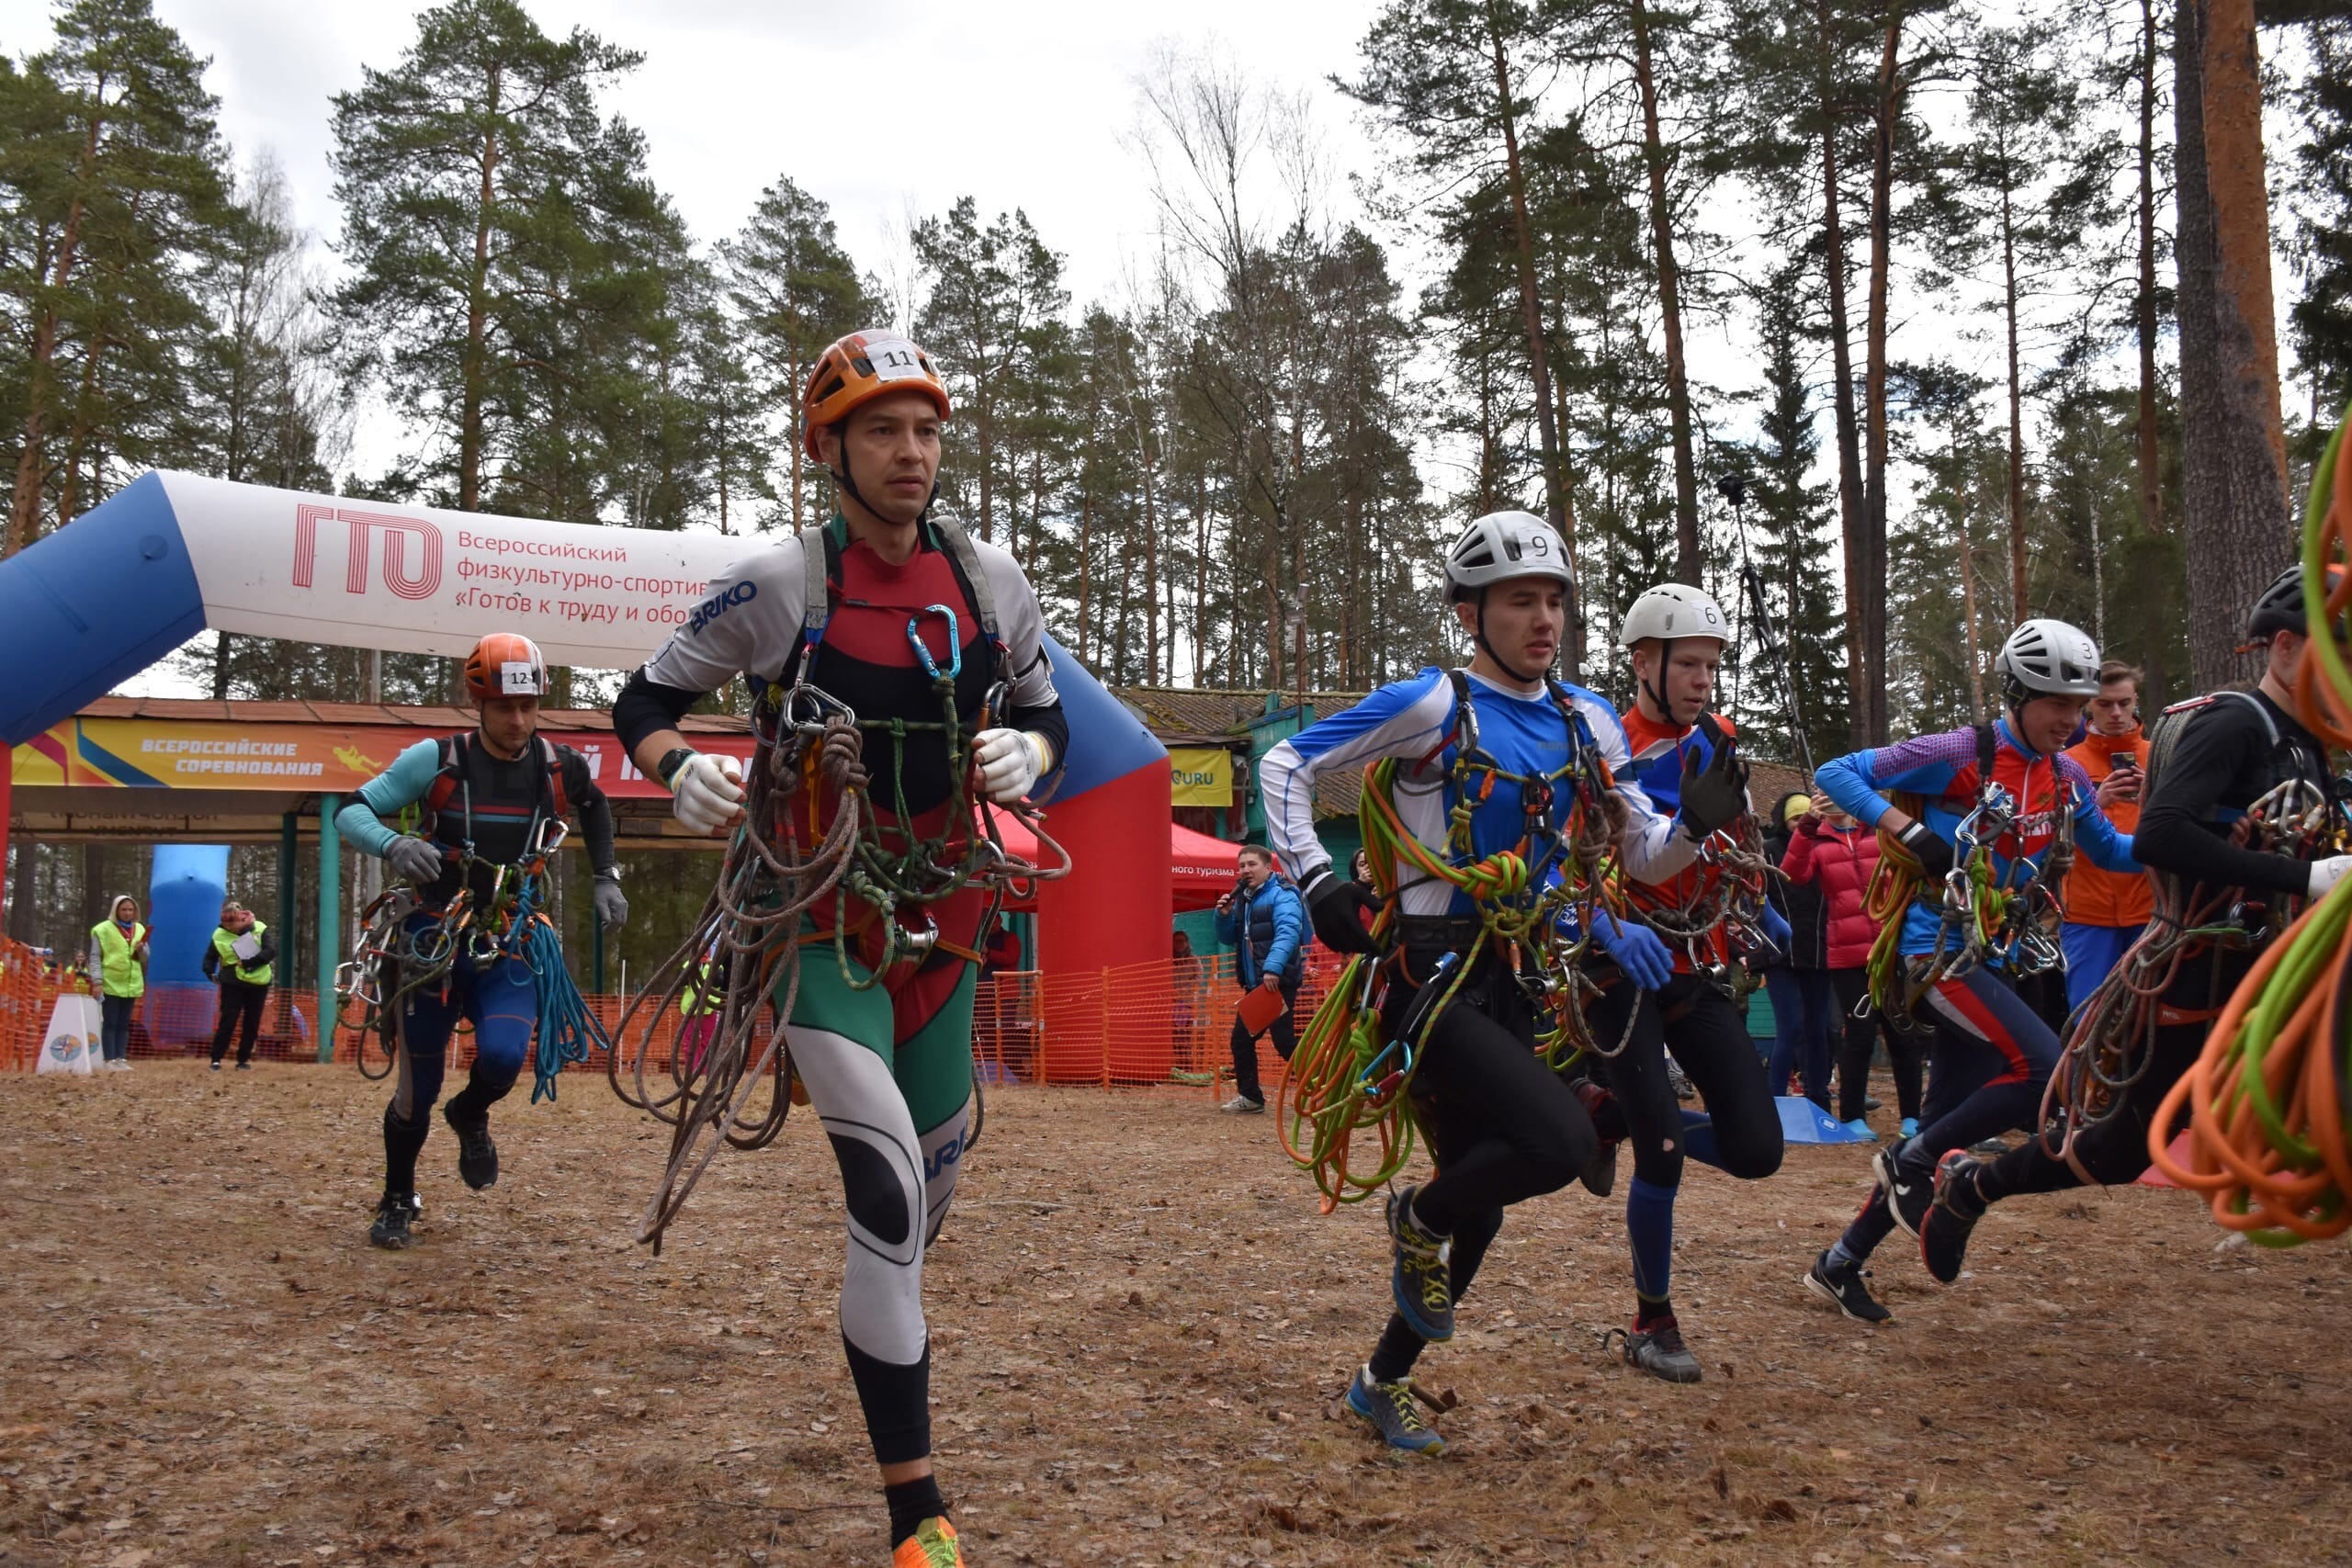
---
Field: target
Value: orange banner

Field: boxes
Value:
[11,716,753,799]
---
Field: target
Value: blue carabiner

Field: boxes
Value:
[907,604,962,681]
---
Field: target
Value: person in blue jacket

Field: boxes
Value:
[1800,619,2138,1323]
[1256,510,1686,1457]
[1212,843,1312,1112]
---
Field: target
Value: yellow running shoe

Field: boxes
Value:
[892,1517,963,1567]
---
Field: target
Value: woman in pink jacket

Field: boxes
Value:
[1779,795,1925,1138]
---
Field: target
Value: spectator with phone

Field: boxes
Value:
[2061,660,2154,1011]
[1212,844,1311,1112]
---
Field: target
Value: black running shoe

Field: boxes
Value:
[368,1191,416,1249]
[445,1105,499,1190]
[1804,1249,1893,1324]
[1570,1078,1623,1198]
[1611,1314,1702,1383]
[1386,1184,1453,1342]
[1921,1151,1987,1284]
[1874,1138,1932,1240]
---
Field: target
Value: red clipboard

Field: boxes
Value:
[1235,984,1287,1036]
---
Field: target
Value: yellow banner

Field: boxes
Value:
[1170,747,1233,807]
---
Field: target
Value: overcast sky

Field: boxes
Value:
[0,0,1395,321]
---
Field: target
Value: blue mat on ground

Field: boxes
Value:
[1777,1095,1875,1144]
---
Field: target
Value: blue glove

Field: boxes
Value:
[1758,904,1791,956]
[1593,910,1675,991]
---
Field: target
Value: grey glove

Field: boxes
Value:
[385,834,444,886]
[593,875,629,931]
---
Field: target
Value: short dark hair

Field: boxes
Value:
[1237,844,1272,865]
[2097,660,2143,689]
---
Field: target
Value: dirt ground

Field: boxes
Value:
[1,1064,2348,1568]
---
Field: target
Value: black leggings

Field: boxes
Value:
[1363,964,1595,1382]
[1404,969,1597,1235]
[1829,966,1925,1123]
[1585,975,1785,1189]
[1979,948,2251,1201]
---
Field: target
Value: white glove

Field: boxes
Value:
[2308,855,2352,901]
[670,751,745,836]
[971,728,1050,805]
[385,834,444,886]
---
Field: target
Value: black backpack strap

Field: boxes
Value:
[542,737,572,823]
[1973,721,1998,789]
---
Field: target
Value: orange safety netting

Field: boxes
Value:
[0,944,1343,1098]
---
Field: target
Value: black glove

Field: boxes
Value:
[1676,713,1750,840]
[1896,818,1956,881]
[1305,870,1383,956]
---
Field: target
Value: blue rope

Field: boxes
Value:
[510,874,608,1101]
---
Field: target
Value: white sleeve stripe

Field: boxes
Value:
[1262,677,1454,881]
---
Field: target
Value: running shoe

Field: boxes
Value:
[1386,1184,1453,1342]
[1221,1095,1265,1114]
[209,1060,222,1073]
[1804,1248,1893,1324]
[1842,1117,1876,1140]
[1571,1078,1623,1198]
[368,1191,417,1250]
[445,1105,499,1190]
[891,1517,963,1567]
[1346,1366,1447,1455]
[1874,1138,1932,1239]
[1611,1314,1702,1383]
[1899,1116,1918,1139]
[1921,1150,1988,1284]
[1667,1058,1697,1102]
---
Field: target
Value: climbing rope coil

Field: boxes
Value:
[1862,772,2074,1032]
[334,819,605,1095]
[607,611,1069,1253]
[1277,689,1622,1212]
[2147,410,2352,1243]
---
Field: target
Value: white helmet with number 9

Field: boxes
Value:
[1445,510,1574,597]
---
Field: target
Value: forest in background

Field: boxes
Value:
[2,0,2342,766]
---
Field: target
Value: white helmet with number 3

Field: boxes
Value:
[1995,617,2100,702]
[1618,583,1729,649]
[1445,510,1574,596]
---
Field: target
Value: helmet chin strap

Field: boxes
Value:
[1641,639,1679,725]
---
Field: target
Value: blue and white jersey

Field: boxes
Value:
[1258,668,1691,919]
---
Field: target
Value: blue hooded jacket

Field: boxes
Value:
[1214,872,1309,988]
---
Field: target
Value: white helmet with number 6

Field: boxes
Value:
[1618,583,1728,649]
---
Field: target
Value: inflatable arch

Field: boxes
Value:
[0,471,1173,993]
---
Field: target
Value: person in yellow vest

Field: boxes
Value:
[86,895,149,1072]
[202,900,277,1072]
[676,947,726,1077]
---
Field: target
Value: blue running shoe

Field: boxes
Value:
[1386,1184,1453,1341]
[1900,1117,1919,1139]
[1346,1366,1447,1455]
[1843,1117,1877,1140]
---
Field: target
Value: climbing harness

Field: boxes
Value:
[1276,674,1617,1211]
[607,520,1068,1253]
[334,812,605,1100]
[2149,408,2352,1243]
[1861,724,2074,1031]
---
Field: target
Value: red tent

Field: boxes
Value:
[989,814,1239,911]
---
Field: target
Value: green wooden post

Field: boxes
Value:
[315,795,340,1063]
[277,813,299,1032]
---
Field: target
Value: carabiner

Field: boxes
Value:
[908,604,962,681]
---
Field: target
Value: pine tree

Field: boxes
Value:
[327,0,643,513]
[2,0,235,554]
[719,177,871,532]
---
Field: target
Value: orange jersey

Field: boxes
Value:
[1618,706,1739,971]
[2063,730,2153,928]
